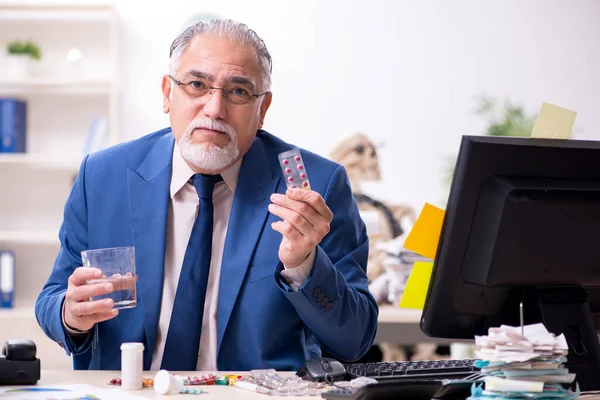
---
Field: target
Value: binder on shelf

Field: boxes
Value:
[0,251,15,308]
[0,98,27,153]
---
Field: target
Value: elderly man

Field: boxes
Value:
[36,18,378,371]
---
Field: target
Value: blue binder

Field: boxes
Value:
[0,251,14,308]
[0,98,27,153]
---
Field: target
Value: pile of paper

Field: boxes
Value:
[468,323,580,399]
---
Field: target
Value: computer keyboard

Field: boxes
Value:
[344,359,480,381]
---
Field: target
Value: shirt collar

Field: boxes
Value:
[170,142,242,198]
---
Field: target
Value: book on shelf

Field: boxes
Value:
[0,98,26,153]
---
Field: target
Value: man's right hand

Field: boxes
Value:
[63,267,119,332]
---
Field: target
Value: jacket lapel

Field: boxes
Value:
[217,139,280,355]
[127,133,174,369]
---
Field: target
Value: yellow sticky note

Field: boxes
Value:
[399,261,434,310]
[531,102,577,139]
[403,203,445,260]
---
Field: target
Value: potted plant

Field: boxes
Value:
[443,96,537,191]
[5,40,42,79]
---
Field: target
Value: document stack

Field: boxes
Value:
[468,323,579,399]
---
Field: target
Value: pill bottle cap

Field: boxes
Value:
[120,342,144,351]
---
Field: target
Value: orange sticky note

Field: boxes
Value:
[531,102,577,139]
[399,261,434,310]
[403,203,445,260]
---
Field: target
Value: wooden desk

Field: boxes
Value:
[8,370,320,399]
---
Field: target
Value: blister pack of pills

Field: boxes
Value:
[278,149,311,190]
[243,369,327,396]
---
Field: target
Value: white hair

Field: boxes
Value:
[169,18,272,91]
[178,117,240,171]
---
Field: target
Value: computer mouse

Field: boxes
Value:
[296,357,347,383]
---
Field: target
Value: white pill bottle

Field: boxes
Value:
[120,342,144,390]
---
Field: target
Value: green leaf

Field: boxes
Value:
[6,39,42,60]
[442,95,538,199]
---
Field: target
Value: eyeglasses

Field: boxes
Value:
[168,75,269,105]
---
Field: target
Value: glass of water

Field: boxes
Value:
[81,246,137,310]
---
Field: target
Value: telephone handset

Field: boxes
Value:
[0,339,41,385]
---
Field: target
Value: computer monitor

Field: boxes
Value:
[421,135,600,390]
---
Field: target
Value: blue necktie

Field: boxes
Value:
[161,173,223,370]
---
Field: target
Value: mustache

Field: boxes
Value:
[184,118,237,139]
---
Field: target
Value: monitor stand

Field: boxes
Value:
[537,286,600,391]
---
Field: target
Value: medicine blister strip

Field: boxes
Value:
[278,149,311,190]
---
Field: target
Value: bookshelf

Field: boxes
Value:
[0,0,119,323]
[0,153,82,170]
[0,7,115,22]
[0,77,112,95]
[0,230,59,245]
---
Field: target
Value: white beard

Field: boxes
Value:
[178,118,240,171]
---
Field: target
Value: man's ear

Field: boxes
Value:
[258,92,272,128]
[161,75,172,114]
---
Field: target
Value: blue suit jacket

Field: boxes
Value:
[35,128,378,371]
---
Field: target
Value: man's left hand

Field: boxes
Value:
[269,189,333,268]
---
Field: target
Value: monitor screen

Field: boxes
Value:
[421,135,600,390]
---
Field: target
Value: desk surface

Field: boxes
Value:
[6,370,324,399]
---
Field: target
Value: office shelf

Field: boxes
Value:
[0,153,82,171]
[0,6,115,23]
[0,306,35,319]
[0,230,59,245]
[0,77,112,96]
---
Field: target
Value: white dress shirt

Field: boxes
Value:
[149,143,315,370]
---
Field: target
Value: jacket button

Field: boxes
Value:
[321,297,329,307]
[325,303,333,311]
[317,293,325,302]
[313,288,321,298]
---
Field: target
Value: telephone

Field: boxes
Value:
[0,339,41,385]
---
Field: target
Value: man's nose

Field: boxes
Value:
[201,88,227,120]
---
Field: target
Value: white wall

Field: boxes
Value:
[115,0,600,210]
